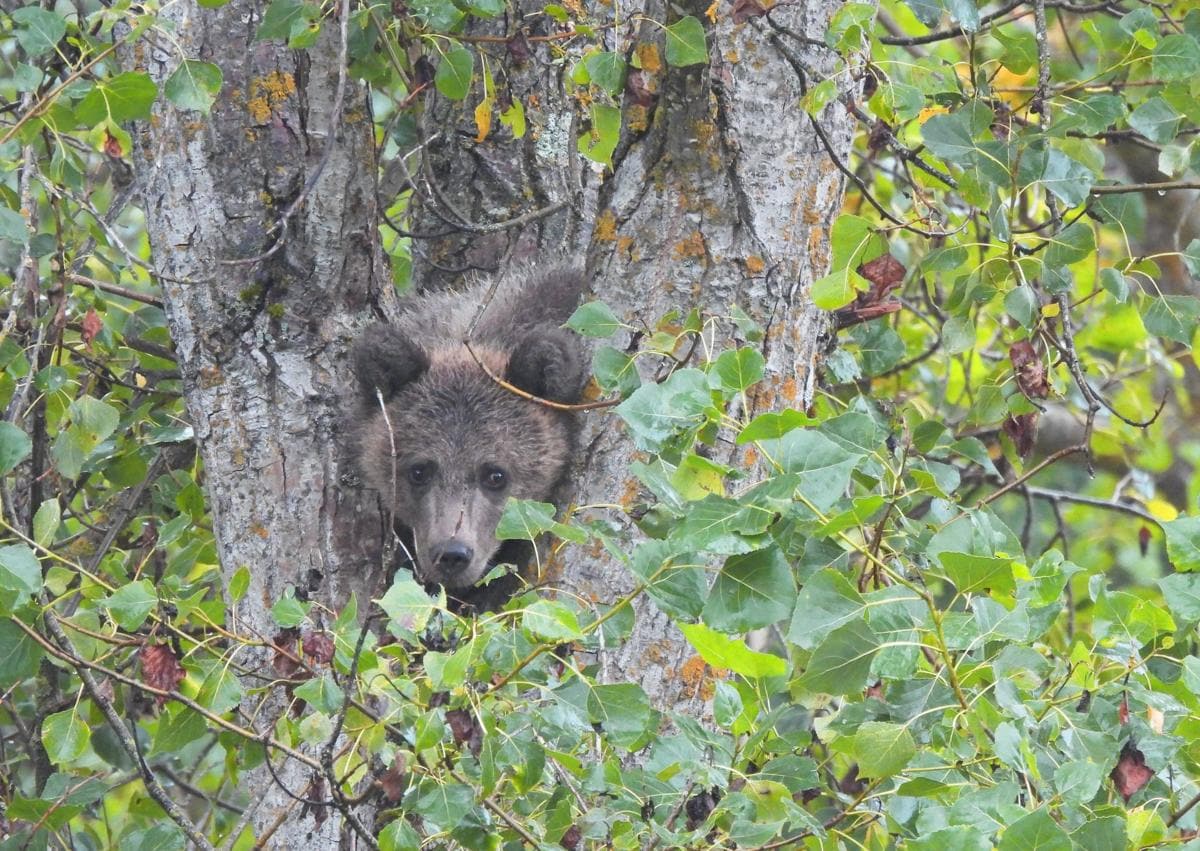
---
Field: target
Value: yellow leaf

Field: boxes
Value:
[474,96,493,143]
[1041,302,1061,318]
[1146,498,1178,522]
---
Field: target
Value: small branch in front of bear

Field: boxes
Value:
[462,340,621,411]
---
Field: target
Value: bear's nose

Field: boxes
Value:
[432,540,474,573]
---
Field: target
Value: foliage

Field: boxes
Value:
[4,0,1200,848]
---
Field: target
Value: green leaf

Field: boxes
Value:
[0,544,41,597]
[1165,517,1200,571]
[1040,150,1093,207]
[256,0,319,41]
[229,565,251,602]
[593,346,641,395]
[0,618,44,687]
[1159,573,1200,621]
[586,683,655,749]
[1127,97,1182,144]
[679,622,788,678]
[271,589,310,628]
[75,72,158,125]
[103,580,157,631]
[51,395,120,480]
[1100,268,1129,303]
[829,214,887,271]
[702,546,796,632]
[152,704,208,756]
[407,779,475,830]
[496,499,586,543]
[737,410,817,443]
[1043,220,1095,268]
[192,656,245,714]
[993,26,1037,73]
[1143,295,1200,344]
[938,552,1015,596]
[164,60,223,114]
[997,808,1072,851]
[0,422,33,476]
[616,368,711,451]
[11,7,66,56]
[797,620,878,695]
[567,301,624,337]
[1152,33,1200,80]
[664,16,708,67]
[522,599,584,641]
[584,51,626,96]
[710,347,765,392]
[787,568,865,650]
[32,499,60,548]
[293,673,345,714]
[42,710,91,765]
[377,574,441,634]
[811,267,864,310]
[758,430,858,512]
[852,722,916,778]
[435,47,474,100]
[578,103,621,166]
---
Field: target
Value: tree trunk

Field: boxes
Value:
[410,2,856,712]
[131,1,391,843]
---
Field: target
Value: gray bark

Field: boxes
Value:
[409,1,858,714]
[131,1,391,844]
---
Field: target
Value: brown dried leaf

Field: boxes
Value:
[561,825,582,850]
[302,631,335,666]
[1010,340,1050,399]
[625,69,656,109]
[1139,525,1152,557]
[1111,741,1154,801]
[140,643,185,706]
[731,0,766,23]
[857,253,906,299]
[446,707,483,756]
[103,131,124,159]
[1003,411,1039,458]
[81,308,103,349]
[272,629,303,679]
[379,757,407,802]
[1119,692,1130,725]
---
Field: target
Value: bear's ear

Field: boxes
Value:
[506,328,588,403]
[353,324,430,403]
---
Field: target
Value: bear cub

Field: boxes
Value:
[351,265,588,598]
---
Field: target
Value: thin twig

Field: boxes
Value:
[69,274,163,307]
[39,606,217,851]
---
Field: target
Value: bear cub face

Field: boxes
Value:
[352,271,587,591]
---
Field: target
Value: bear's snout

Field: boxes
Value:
[431,539,474,573]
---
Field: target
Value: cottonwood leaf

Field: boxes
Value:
[665,16,707,67]
[165,60,223,114]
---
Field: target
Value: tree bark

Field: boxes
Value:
[131,1,391,843]
[409,1,858,713]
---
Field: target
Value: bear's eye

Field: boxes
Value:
[480,464,508,492]
[408,462,435,486]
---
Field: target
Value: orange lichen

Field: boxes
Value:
[635,43,662,74]
[627,104,650,133]
[251,524,269,539]
[616,234,636,260]
[674,231,707,260]
[780,377,798,403]
[744,255,765,274]
[679,655,726,700]
[246,71,296,124]
[595,208,618,242]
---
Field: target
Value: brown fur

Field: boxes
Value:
[351,266,588,592]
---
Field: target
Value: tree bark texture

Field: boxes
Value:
[409,1,859,714]
[132,2,392,843]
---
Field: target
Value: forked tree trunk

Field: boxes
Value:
[131,2,391,843]
[411,1,857,714]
